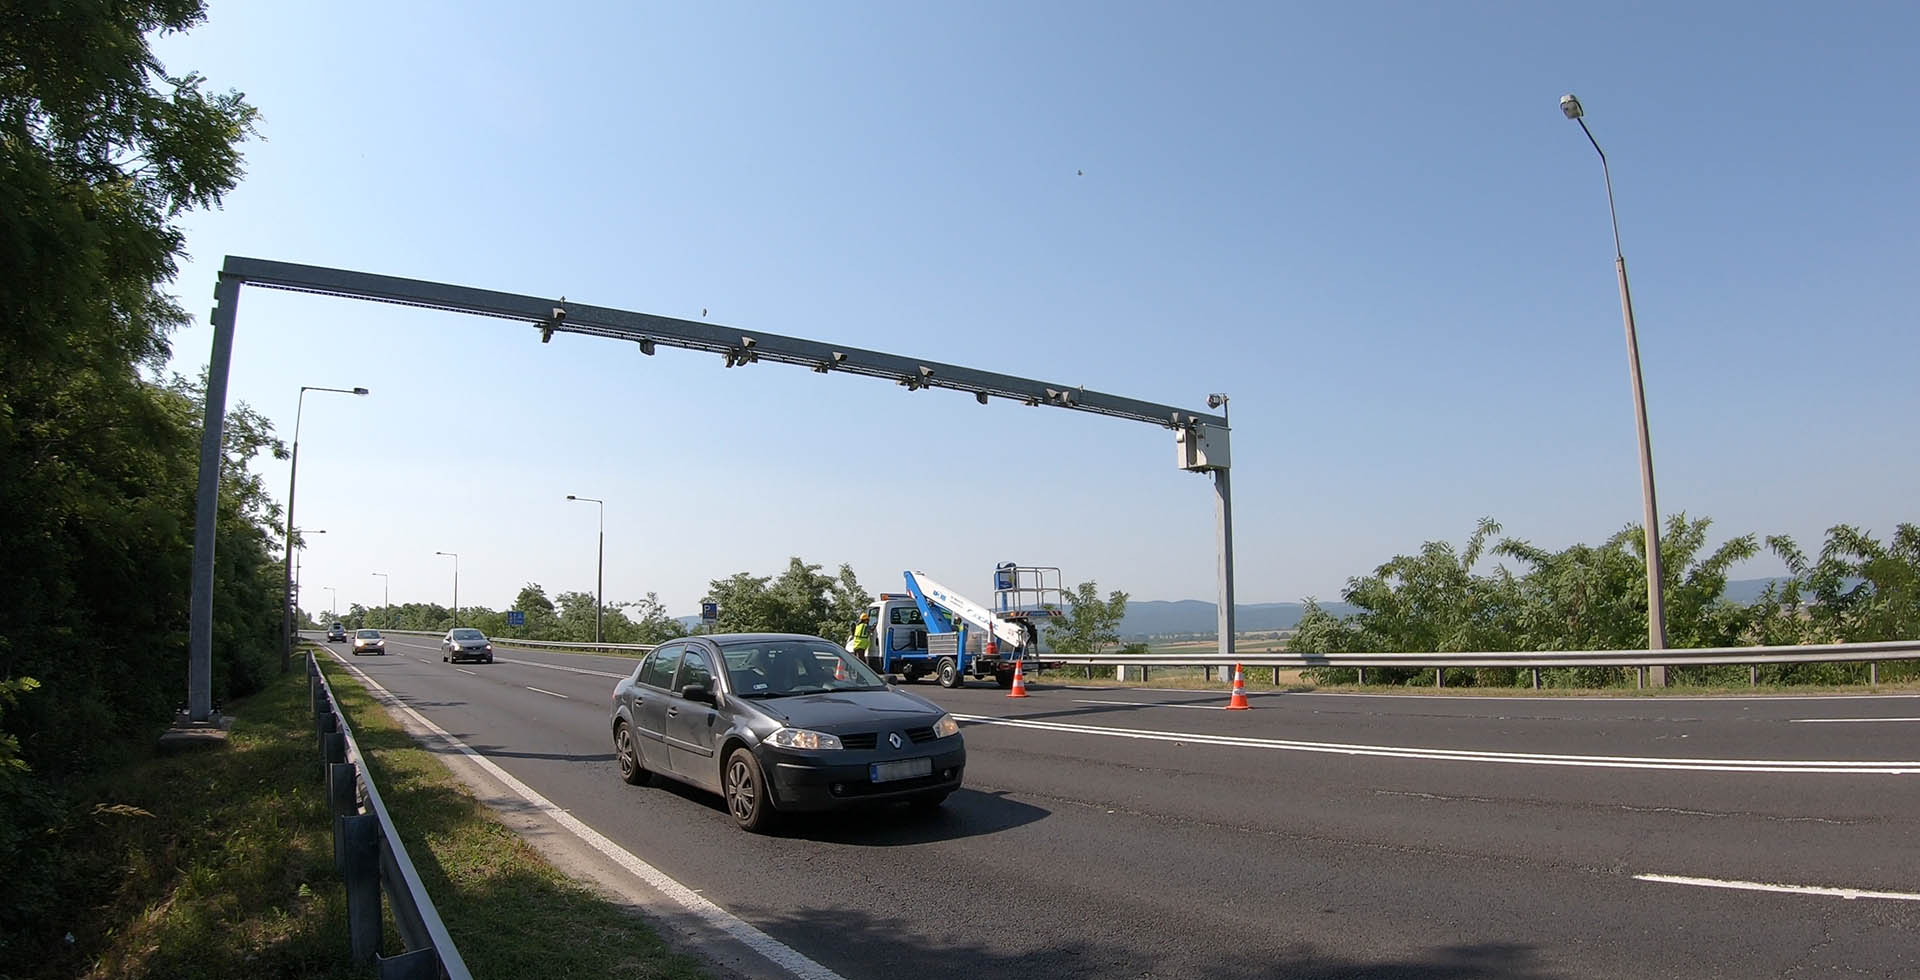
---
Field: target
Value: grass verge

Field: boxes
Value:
[13,666,360,980]
[316,654,706,980]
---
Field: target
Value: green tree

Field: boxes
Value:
[704,558,865,638]
[1045,581,1130,656]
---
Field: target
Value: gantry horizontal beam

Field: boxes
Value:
[221,256,1228,429]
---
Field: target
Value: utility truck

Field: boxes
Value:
[848,563,1067,688]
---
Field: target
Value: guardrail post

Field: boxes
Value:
[1635,668,1644,691]
[1202,666,1212,682]
[377,948,441,980]
[1750,665,1757,687]
[1356,667,1364,685]
[1869,662,1878,686]
[340,813,383,964]
[323,727,346,766]
[1435,667,1444,688]
[329,761,358,872]
[1272,666,1281,686]
[316,707,336,750]
[1530,668,1539,690]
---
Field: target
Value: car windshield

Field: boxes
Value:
[717,639,887,697]
[355,629,381,638]
[451,629,485,641]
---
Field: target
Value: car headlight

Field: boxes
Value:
[768,728,843,751]
[933,713,961,739]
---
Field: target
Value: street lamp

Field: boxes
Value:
[293,528,324,630]
[371,572,389,624]
[565,494,605,646]
[435,551,459,628]
[322,586,337,622]
[281,384,369,673]
[1560,93,1669,680]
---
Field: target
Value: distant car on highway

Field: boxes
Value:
[610,633,965,832]
[327,623,347,642]
[442,627,494,664]
[350,628,386,656]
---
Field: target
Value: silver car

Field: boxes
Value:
[442,627,494,664]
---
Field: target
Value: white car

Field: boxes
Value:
[350,629,387,656]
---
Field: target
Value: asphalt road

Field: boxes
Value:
[319,633,1920,979]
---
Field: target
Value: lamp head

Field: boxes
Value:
[1559,94,1584,120]
[352,387,369,395]
[1206,393,1226,409]
[566,494,577,500]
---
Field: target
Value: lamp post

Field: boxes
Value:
[371,572,389,625]
[1205,394,1235,676]
[293,529,324,631]
[280,385,368,673]
[323,586,337,622]
[565,494,605,646]
[1560,93,1668,683]
[435,551,459,628]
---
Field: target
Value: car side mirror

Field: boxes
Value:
[681,684,715,705]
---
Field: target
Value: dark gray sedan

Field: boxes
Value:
[441,627,493,664]
[610,633,965,832]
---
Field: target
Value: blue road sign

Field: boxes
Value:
[701,602,718,622]
[506,610,525,627]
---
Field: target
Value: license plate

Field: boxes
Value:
[869,757,933,783]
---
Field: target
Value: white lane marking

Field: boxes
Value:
[526,686,569,699]
[417,659,432,664]
[498,656,628,679]
[1635,873,1920,902]
[1074,698,1228,711]
[951,714,1920,774]
[456,668,477,676]
[325,653,846,980]
[1789,717,1920,724]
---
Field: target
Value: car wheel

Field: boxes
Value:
[936,656,961,689]
[907,790,950,811]
[485,655,494,664]
[724,748,778,833]
[613,722,651,786]
[897,669,920,684]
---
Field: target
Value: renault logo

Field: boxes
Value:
[887,732,903,750]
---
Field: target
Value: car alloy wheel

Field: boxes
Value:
[724,748,776,832]
[614,723,648,786]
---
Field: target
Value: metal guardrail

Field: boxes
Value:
[1039,639,1920,688]
[309,651,474,980]
[372,629,656,653]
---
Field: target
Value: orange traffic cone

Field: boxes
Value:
[1006,658,1029,698]
[1226,663,1250,710]
[834,658,848,681]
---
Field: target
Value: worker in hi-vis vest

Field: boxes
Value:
[848,611,873,657]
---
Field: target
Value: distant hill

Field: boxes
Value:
[1119,600,1359,637]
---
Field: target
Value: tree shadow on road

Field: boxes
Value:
[742,904,1565,980]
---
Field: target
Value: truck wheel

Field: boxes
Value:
[996,669,1015,689]
[936,656,961,689]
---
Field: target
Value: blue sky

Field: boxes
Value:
[155,2,1918,618]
